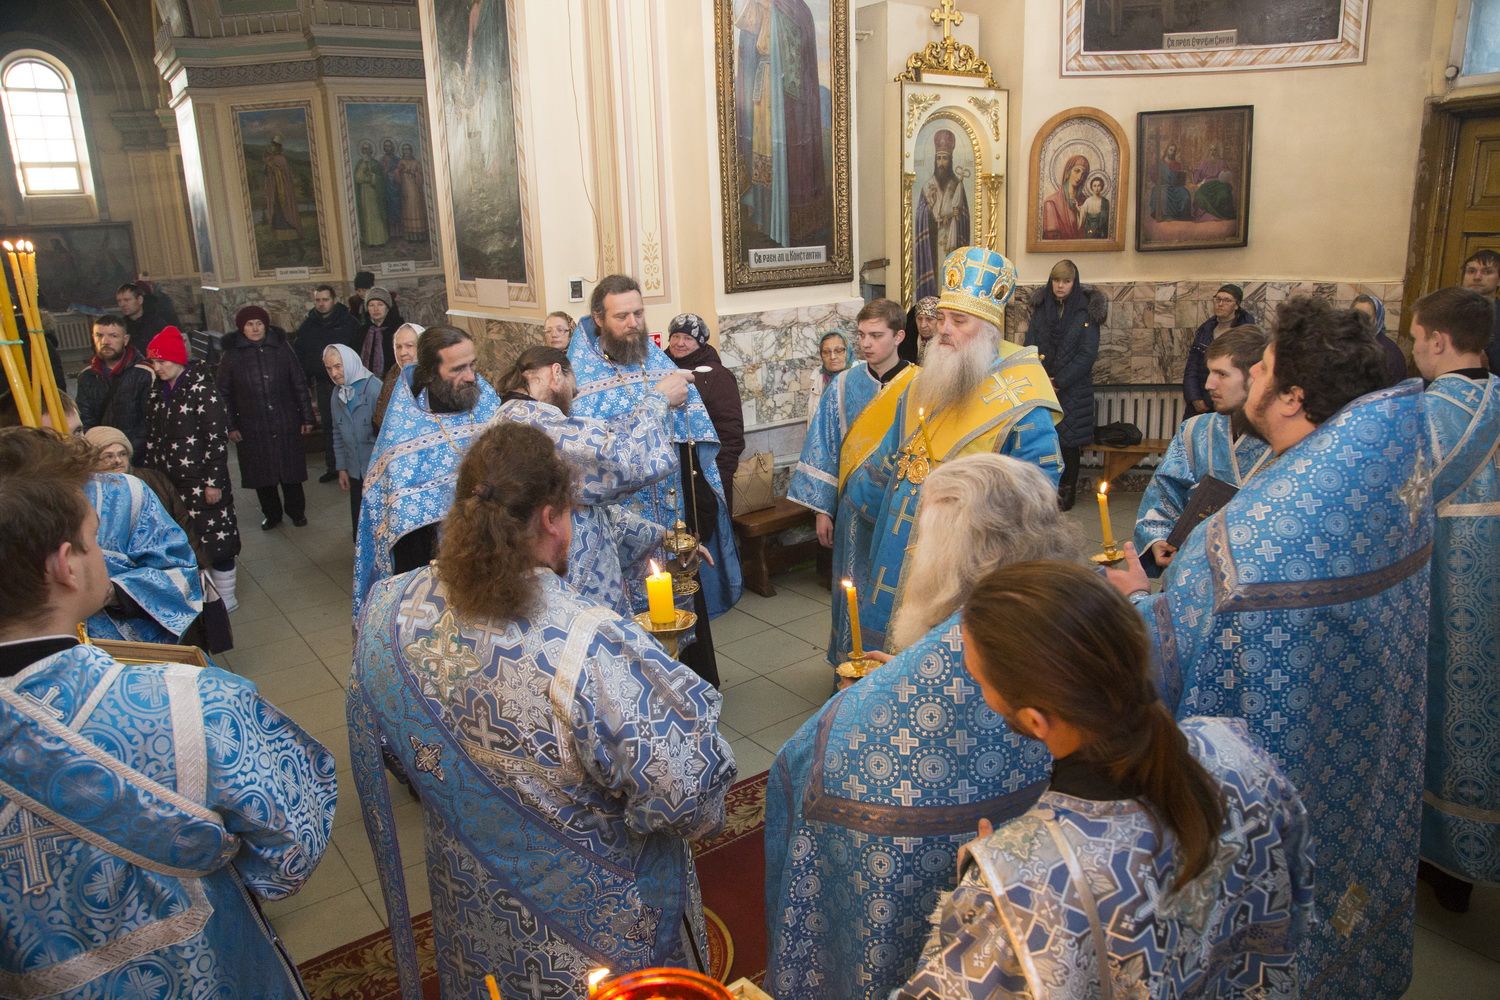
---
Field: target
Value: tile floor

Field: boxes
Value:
[222,476,1499,996]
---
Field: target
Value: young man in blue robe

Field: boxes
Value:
[844,247,1062,652]
[568,274,742,684]
[0,428,336,1000]
[1408,287,1500,913]
[497,345,697,617]
[900,562,1312,999]
[765,454,1080,1000]
[1134,325,1272,575]
[84,471,203,643]
[1108,296,1430,1000]
[348,422,735,1000]
[788,298,915,665]
[353,326,500,616]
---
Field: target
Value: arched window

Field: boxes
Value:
[0,53,92,196]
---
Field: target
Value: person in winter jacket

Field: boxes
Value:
[141,325,241,611]
[358,286,405,376]
[322,344,381,535]
[217,305,313,530]
[75,313,154,454]
[1024,259,1105,511]
[666,312,745,514]
[294,284,363,482]
[1183,284,1254,413]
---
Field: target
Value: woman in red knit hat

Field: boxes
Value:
[141,325,242,610]
[216,305,313,530]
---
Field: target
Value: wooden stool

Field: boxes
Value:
[732,498,814,597]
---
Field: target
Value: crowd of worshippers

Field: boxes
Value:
[0,242,1494,1000]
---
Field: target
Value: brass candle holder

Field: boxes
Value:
[1089,544,1126,566]
[834,652,881,681]
[633,608,698,658]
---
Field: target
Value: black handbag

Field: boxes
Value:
[1094,422,1143,447]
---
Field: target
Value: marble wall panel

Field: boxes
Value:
[204,274,448,333]
[716,298,861,432]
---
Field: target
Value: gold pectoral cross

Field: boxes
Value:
[896,440,932,485]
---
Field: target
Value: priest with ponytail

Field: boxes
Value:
[898,560,1313,999]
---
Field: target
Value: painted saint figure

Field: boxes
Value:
[353,140,390,248]
[380,137,403,233]
[1081,175,1110,239]
[1042,153,1089,240]
[262,136,302,242]
[1149,142,1192,221]
[913,128,971,302]
[734,0,828,248]
[396,143,429,243]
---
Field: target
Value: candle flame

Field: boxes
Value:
[1099,480,1110,496]
[484,974,502,1000]
[1,241,12,251]
[21,240,31,253]
[587,968,611,989]
[841,578,854,591]
[648,560,660,575]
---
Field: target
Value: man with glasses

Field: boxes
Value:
[1183,284,1253,414]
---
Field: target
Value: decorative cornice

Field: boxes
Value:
[894,36,997,88]
[109,109,178,151]
[180,54,422,89]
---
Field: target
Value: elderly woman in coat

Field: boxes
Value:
[323,343,381,535]
[217,305,314,530]
[1023,259,1105,511]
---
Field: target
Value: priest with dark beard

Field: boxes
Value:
[567,275,743,687]
[353,325,501,616]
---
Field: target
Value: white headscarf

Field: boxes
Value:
[326,343,374,403]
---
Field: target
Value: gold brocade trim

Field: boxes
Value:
[895,37,998,88]
[837,365,920,491]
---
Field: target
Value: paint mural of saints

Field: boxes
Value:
[734,0,828,248]
[913,128,971,302]
[263,137,303,245]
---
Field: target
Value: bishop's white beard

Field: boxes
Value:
[889,519,960,652]
[910,330,997,416]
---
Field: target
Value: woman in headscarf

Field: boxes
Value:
[1352,293,1409,386]
[807,329,850,423]
[667,312,744,507]
[374,321,424,431]
[359,286,406,376]
[1024,259,1106,511]
[323,343,381,535]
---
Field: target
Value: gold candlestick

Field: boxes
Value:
[632,607,698,659]
[1089,480,1125,564]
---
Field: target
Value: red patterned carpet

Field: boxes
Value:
[297,772,769,999]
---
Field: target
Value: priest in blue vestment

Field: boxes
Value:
[348,422,735,1000]
[844,247,1062,653]
[0,427,337,1000]
[84,471,203,643]
[766,454,1081,1000]
[788,298,914,664]
[1108,296,1431,1000]
[1134,326,1272,576]
[1408,287,1500,912]
[900,562,1312,999]
[567,276,741,619]
[354,327,500,616]
[497,345,697,616]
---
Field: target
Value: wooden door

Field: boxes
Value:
[1441,113,1500,280]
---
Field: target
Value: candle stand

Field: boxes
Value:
[633,608,698,658]
[835,653,882,681]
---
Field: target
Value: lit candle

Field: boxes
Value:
[485,975,502,1000]
[0,258,36,426]
[645,560,676,626]
[916,406,934,454]
[586,969,611,997]
[1097,481,1116,551]
[843,578,865,660]
[16,242,64,431]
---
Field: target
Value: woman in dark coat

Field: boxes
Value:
[666,312,745,515]
[217,305,314,529]
[358,286,405,376]
[141,325,241,601]
[1024,259,1105,511]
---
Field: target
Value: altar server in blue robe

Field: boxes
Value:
[348,422,735,1000]
[498,345,697,616]
[0,427,337,1000]
[354,326,500,616]
[84,470,203,643]
[1408,287,1500,913]
[788,299,915,664]
[766,454,1081,1000]
[567,274,742,618]
[1134,326,1272,575]
[899,561,1312,999]
[1108,296,1429,1000]
[844,247,1062,653]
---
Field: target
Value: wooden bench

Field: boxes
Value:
[1083,439,1173,485]
[732,498,816,598]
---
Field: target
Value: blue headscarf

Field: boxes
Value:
[1353,293,1386,335]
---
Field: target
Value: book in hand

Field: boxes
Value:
[1166,474,1239,550]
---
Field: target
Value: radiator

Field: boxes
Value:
[50,312,93,352]
[1088,385,1186,469]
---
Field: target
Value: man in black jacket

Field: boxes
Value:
[115,281,178,345]
[294,284,363,482]
[75,314,154,454]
